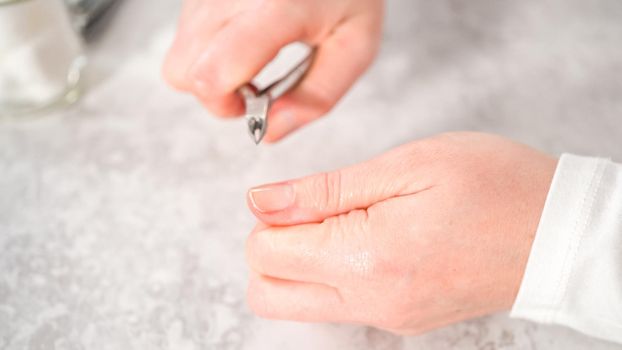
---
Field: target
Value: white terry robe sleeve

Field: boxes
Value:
[511,154,622,344]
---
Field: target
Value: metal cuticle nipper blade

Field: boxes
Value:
[238,49,316,145]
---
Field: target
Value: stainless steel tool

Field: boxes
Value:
[239,49,315,144]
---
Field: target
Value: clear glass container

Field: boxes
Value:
[0,0,86,117]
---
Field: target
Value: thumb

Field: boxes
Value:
[246,145,428,226]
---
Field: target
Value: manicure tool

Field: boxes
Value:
[239,49,315,145]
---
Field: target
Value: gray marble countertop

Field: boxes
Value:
[2,0,622,349]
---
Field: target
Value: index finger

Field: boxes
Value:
[163,0,233,92]
[188,3,307,116]
[245,209,373,287]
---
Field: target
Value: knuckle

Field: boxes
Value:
[321,210,374,276]
[325,170,344,211]
[311,171,343,212]
[323,209,369,237]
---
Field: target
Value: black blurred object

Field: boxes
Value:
[65,0,122,41]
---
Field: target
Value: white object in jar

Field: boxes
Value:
[0,0,86,115]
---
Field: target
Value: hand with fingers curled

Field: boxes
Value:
[244,132,558,334]
[163,0,383,142]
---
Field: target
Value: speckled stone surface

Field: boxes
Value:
[1,0,622,349]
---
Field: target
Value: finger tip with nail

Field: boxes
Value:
[248,183,295,214]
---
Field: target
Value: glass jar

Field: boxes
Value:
[0,0,86,117]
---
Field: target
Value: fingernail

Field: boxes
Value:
[248,183,295,213]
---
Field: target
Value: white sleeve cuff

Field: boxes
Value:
[511,154,622,344]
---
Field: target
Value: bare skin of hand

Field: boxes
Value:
[244,132,557,334]
[162,0,384,142]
